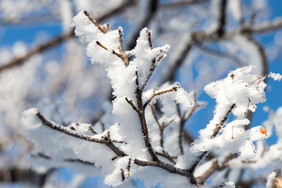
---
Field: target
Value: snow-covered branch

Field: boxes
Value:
[2,1,282,187]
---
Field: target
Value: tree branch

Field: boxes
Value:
[0,167,55,187]
[211,103,235,138]
[183,130,195,144]
[160,43,193,83]
[0,0,134,73]
[160,0,210,9]
[0,30,74,73]
[156,151,177,164]
[178,91,197,154]
[96,41,108,50]
[134,73,159,161]
[188,102,236,174]
[133,159,196,183]
[126,0,159,50]
[112,28,130,67]
[242,17,282,34]
[195,153,238,185]
[84,11,107,34]
[35,111,127,157]
[139,30,158,91]
[195,160,219,185]
[143,86,179,109]
[149,104,164,148]
[189,151,208,174]
[125,97,139,113]
[35,110,199,184]
[216,0,228,37]
[195,43,246,66]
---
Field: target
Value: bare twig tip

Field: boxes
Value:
[84,11,106,34]
[96,41,108,50]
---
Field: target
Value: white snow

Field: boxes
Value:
[266,171,276,188]
[268,72,282,81]
[21,108,41,129]
[18,8,282,187]
[192,66,267,159]
[194,159,217,178]
[228,0,242,22]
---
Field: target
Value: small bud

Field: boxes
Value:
[260,127,267,136]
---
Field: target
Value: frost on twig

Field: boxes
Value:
[191,66,268,167]
[20,11,199,186]
[20,10,277,187]
[268,72,282,81]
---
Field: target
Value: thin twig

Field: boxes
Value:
[216,0,228,37]
[150,104,175,150]
[127,158,132,177]
[195,160,219,185]
[195,153,239,185]
[160,0,210,9]
[134,73,159,161]
[96,41,108,50]
[239,33,268,76]
[138,30,157,91]
[125,97,139,113]
[146,29,153,50]
[242,17,282,34]
[156,151,177,164]
[0,167,56,187]
[0,0,134,73]
[183,130,194,144]
[184,92,198,121]
[84,11,107,34]
[121,168,125,181]
[150,104,164,148]
[237,177,266,187]
[134,159,197,184]
[178,117,186,155]
[150,104,162,129]
[159,43,193,83]
[195,43,246,66]
[178,92,197,154]
[0,30,73,73]
[100,122,105,132]
[143,87,179,109]
[211,103,235,138]
[36,111,127,157]
[189,151,208,174]
[112,28,130,67]
[126,0,158,50]
[88,126,98,134]
[140,59,156,91]
[64,158,95,166]
[238,34,268,130]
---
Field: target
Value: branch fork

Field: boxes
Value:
[143,86,179,109]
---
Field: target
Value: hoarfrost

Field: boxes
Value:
[17,7,281,187]
[268,72,282,81]
[192,66,267,159]
[21,108,41,129]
